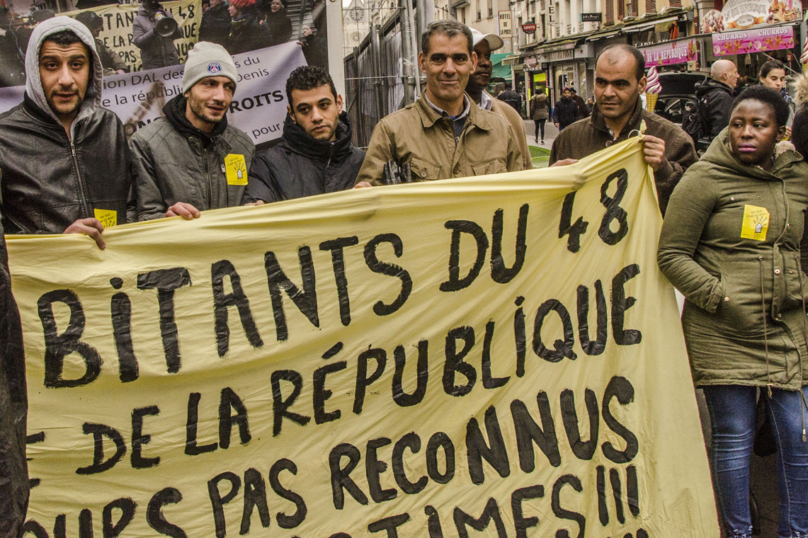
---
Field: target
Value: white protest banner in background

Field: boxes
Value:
[0,42,306,146]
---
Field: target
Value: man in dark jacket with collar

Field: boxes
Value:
[0,17,132,249]
[244,66,364,203]
[550,44,697,215]
[694,59,738,140]
[130,42,255,220]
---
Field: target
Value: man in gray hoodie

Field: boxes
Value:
[0,17,132,249]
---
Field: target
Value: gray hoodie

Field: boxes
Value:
[24,16,103,138]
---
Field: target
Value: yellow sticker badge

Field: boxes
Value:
[224,154,247,186]
[93,209,117,228]
[740,205,769,241]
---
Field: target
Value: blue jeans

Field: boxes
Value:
[704,385,808,538]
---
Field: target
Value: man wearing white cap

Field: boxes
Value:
[131,41,255,221]
[466,27,531,170]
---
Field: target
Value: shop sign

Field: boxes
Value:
[548,49,575,61]
[640,40,698,66]
[701,0,802,33]
[581,12,602,21]
[499,11,513,36]
[522,22,537,32]
[712,24,795,55]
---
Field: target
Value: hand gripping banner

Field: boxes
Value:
[9,138,719,538]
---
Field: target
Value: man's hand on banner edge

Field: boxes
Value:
[642,135,667,171]
[551,158,578,167]
[244,201,265,206]
[64,218,105,250]
[166,202,201,220]
[354,181,373,189]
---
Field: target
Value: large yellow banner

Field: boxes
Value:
[9,138,719,537]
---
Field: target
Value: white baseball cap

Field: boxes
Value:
[469,27,505,52]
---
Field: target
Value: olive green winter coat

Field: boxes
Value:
[658,129,808,390]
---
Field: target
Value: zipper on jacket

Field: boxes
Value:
[203,146,212,208]
[325,142,334,185]
[70,142,91,218]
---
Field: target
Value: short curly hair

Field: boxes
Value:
[285,66,337,107]
[731,86,790,128]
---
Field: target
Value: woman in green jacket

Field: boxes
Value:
[658,86,808,538]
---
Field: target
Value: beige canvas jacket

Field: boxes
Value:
[355,93,524,186]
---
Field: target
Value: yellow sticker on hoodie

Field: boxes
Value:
[93,209,117,228]
[740,205,769,241]
[224,154,247,186]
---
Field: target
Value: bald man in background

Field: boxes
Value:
[694,59,738,142]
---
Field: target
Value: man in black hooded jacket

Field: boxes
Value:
[244,66,365,203]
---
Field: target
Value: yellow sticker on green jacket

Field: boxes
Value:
[740,205,769,241]
[93,209,117,228]
[225,154,247,186]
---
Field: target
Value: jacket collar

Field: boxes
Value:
[589,98,643,139]
[279,111,356,161]
[703,128,805,181]
[414,92,491,131]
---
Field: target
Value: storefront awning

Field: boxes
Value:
[712,24,796,57]
[623,15,680,33]
[491,53,512,81]
[586,29,622,41]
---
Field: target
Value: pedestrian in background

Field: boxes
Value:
[226,0,272,55]
[531,90,549,144]
[133,0,183,69]
[790,74,808,277]
[658,86,808,538]
[758,59,795,137]
[199,0,231,47]
[552,87,580,132]
[496,85,521,114]
[570,87,589,118]
[260,0,292,46]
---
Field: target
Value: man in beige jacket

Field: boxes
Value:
[465,27,532,170]
[355,20,523,187]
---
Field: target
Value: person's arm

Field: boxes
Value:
[648,132,698,216]
[129,136,167,221]
[243,153,282,203]
[552,103,559,124]
[354,122,395,187]
[132,17,157,48]
[657,167,723,312]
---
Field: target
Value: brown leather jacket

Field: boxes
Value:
[550,101,697,215]
[355,93,524,186]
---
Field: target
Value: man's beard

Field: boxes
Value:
[189,97,223,125]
